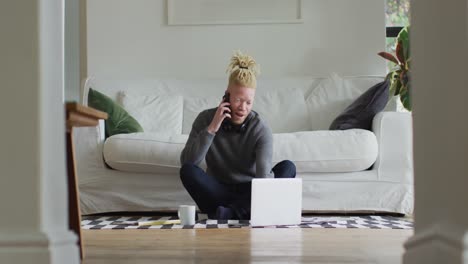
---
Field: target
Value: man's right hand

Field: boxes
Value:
[207,101,231,134]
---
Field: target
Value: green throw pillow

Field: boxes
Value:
[88,88,144,138]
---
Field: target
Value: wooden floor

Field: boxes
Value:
[82,228,412,264]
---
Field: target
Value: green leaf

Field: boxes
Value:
[397,26,410,62]
[406,76,411,94]
[400,94,411,111]
[405,58,411,72]
[388,72,394,94]
[394,81,402,96]
[389,73,402,96]
[400,88,411,110]
[389,81,395,97]
[385,71,394,81]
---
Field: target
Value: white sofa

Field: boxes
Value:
[75,74,414,215]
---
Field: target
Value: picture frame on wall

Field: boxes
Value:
[167,0,303,26]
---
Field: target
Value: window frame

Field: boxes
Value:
[386,26,403,38]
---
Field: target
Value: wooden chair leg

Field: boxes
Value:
[66,129,84,260]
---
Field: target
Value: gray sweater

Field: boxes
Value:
[180,108,274,184]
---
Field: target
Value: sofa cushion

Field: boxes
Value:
[253,88,310,133]
[306,73,386,131]
[121,93,183,134]
[272,129,378,172]
[182,96,219,134]
[103,133,196,174]
[103,129,377,174]
[329,80,389,131]
[181,89,310,134]
[306,74,356,131]
[88,88,144,138]
[84,76,392,134]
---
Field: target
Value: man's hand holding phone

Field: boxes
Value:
[207,93,231,134]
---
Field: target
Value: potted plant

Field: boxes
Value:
[378,26,411,110]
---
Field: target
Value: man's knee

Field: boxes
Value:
[279,160,295,170]
[180,162,196,180]
[286,160,296,172]
[180,162,206,183]
[275,160,296,178]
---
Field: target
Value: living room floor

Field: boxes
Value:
[82,228,412,264]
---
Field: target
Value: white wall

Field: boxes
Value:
[65,0,80,102]
[86,0,386,79]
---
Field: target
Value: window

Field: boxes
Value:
[386,0,410,28]
[385,0,410,69]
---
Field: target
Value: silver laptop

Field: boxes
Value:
[250,178,302,226]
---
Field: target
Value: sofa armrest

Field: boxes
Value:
[73,119,107,178]
[80,77,93,106]
[372,111,413,183]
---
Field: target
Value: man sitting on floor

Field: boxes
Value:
[179,51,296,220]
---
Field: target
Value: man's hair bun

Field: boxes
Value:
[226,50,260,89]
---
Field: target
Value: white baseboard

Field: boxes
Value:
[0,229,80,264]
[403,224,468,264]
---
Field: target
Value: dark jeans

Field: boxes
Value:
[179,160,296,220]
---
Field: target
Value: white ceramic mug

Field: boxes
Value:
[178,205,196,225]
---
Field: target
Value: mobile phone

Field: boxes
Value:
[222,92,231,117]
[223,92,230,103]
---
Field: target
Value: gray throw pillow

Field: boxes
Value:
[329,80,389,131]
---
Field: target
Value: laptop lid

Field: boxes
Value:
[250,178,302,226]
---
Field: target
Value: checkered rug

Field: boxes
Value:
[81,215,413,230]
